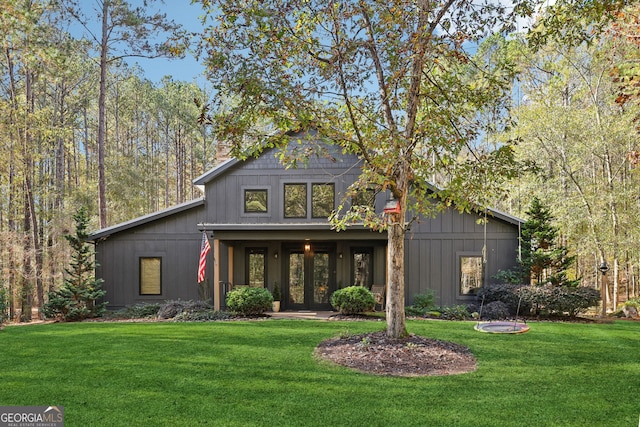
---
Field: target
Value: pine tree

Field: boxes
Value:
[520,197,579,287]
[43,208,107,320]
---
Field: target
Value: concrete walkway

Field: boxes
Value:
[269,310,335,320]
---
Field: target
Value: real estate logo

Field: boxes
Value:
[0,406,64,427]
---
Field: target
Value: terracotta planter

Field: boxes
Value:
[272,301,281,312]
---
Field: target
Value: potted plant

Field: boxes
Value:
[271,281,281,312]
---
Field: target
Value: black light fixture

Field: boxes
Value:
[598,261,609,275]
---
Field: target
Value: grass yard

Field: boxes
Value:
[1,319,638,426]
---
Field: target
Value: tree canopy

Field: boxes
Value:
[195,0,539,337]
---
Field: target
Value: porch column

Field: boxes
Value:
[228,246,234,286]
[213,238,220,311]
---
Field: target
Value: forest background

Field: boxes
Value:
[0,0,638,321]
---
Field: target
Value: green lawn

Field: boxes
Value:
[1,319,638,426]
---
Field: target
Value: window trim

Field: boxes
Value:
[139,256,162,296]
[457,252,484,298]
[283,183,308,219]
[311,182,335,218]
[351,188,377,209]
[241,186,271,217]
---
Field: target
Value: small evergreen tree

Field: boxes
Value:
[0,284,8,329]
[520,197,579,287]
[43,208,107,321]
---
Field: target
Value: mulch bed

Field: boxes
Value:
[314,330,477,377]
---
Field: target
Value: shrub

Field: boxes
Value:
[413,290,437,310]
[518,285,600,317]
[616,297,640,318]
[226,287,273,316]
[623,297,640,308]
[478,283,531,315]
[271,282,281,301]
[330,286,375,315]
[157,301,185,319]
[481,301,510,320]
[440,305,471,320]
[405,305,426,317]
[173,310,233,322]
[405,290,437,317]
[157,300,213,319]
[478,283,529,315]
[546,286,600,316]
[110,303,161,319]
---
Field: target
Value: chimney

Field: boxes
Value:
[216,139,232,164]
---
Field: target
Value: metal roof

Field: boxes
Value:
[88,198,205,241]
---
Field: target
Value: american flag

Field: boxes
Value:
[198,232,211,283]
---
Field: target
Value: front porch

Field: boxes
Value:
[201,227,387,311]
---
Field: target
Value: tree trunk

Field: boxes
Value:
[5,45,18,321]
[386,220,408,338]
[54,82,66,209]
[385,161,410,338]
[97,0,109,228]
[20,188,33,323]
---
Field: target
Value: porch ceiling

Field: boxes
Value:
[198,223,387,241]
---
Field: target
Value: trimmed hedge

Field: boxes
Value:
[226,287,273,316]
[479,283,600,317]
[518,284,600,317]
[330,286,375,314]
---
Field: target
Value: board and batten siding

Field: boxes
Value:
[404,207,520,306]
[95,204,206,310]
[203,148,364,225]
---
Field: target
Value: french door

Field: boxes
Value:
[285,243,336,310]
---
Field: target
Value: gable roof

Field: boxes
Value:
[192,157,239,186]
[192,129,335,187]
[483,206,523,227]
[190,152,523,229]
[90,132,523,241]
[88,198,205,241]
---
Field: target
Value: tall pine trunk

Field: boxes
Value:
[97,0,109,228]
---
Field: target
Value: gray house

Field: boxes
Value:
[89,134,522,311]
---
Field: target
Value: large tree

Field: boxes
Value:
[504,26,640,310]
[61,0,183,227]
[195,0,535,337]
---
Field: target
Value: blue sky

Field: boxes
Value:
[128,1,209,84]
[66,1,209,84]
